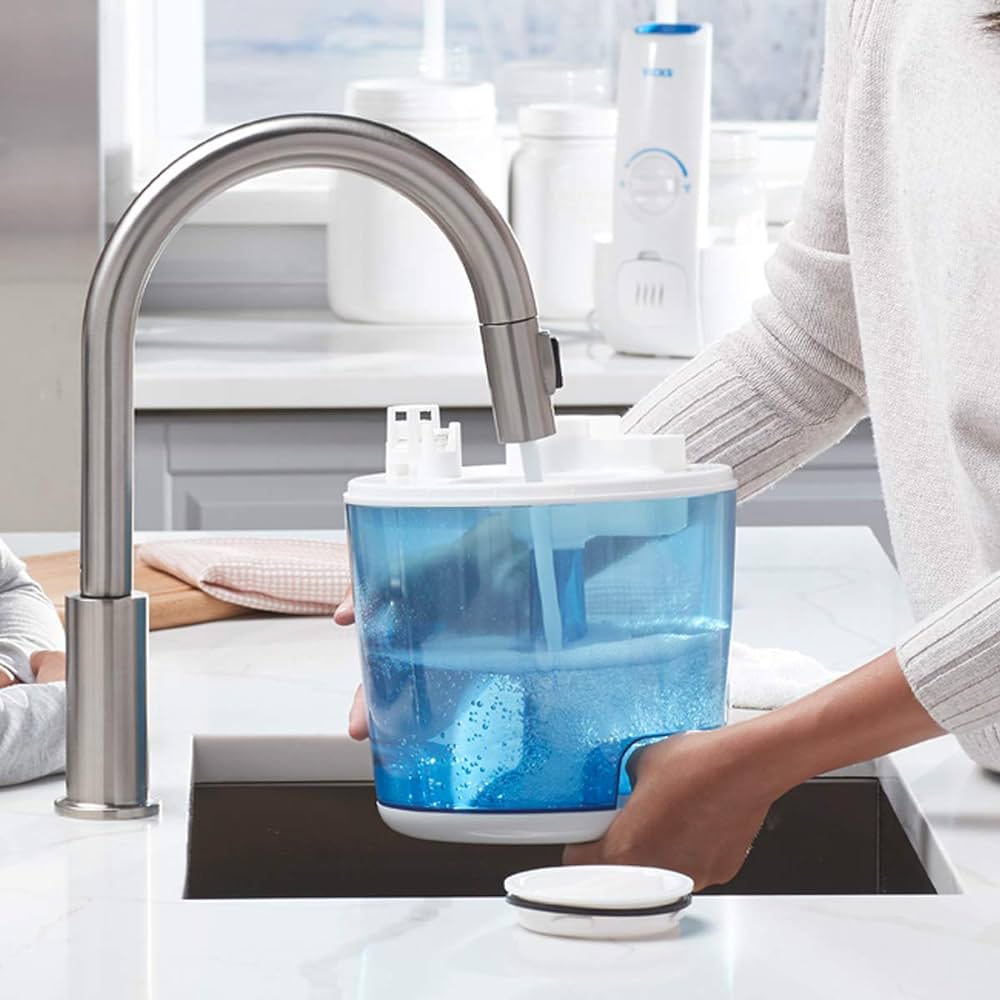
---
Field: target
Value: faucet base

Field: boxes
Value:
[60,592,155,821]
[55,798,160,821]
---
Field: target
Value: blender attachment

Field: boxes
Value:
[597,21,713,356]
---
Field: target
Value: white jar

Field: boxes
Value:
[511,103,618,323]
[708,127,767,246]
[327,79,507,324]
[701,127,771,346]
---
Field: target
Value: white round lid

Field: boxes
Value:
[345,78,497,125]
[518,102,618,139]
[504,865,694,913]
[344,406,736,508]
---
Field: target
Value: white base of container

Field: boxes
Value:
[377,804,617,845]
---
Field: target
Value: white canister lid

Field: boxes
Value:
[504,865,694,940]
[710,126,761,164]
[505,865,694,911]
[344,406,736,508]
[518,102,618,139]
[345,78,497,126]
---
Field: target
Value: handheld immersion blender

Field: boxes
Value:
[596,20,713,357]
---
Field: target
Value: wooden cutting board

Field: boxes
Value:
[25,549,255,631]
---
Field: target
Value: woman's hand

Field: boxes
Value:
[334,585,355,626]
[564,730,775,890]
[348,684,369,741]
[30,651,66,684]
[564,649,944,890]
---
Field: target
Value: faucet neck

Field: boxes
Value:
[80,114,556,597]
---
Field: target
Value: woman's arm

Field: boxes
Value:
[565,649,943,889]
[898,576,1000,771]
[624,0,865,500]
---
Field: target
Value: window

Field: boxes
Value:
[201,1,824,124]
[111,1,821,221]
[106,1,822,308]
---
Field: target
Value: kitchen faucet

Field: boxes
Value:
[56,115,560,819]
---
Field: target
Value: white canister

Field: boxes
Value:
[701,127,771,345]
[708,127,767,247]
[327,79,507,324]
[511,103,618,323]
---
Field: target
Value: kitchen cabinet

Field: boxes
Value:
[135,410,505,533]
[135,411,890,555]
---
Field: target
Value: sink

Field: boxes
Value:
[185,737,942,899]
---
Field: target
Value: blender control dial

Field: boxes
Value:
[623,148,689,215]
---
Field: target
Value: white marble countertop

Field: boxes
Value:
[135,311,684,411]
[2,526,999,998]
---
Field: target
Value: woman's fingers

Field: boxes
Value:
[335,587,364,737]
[562,839,603,866]
[348,683,369,740]
[0,666,19,688]
[334,585,355,626]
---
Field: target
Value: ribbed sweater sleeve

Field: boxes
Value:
[623,1,867,499]
[897,583,1000,767]
[0,539,66,785]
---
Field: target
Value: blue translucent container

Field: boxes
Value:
[345,408,736,844]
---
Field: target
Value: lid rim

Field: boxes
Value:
[503,864,695,911]
[345,78,498,125]
[505,893,692,918]
[518,101,618,139]
[345,464,737,508]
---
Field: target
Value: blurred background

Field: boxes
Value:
[6,0,888,557]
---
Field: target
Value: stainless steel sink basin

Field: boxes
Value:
[184,737,941,899]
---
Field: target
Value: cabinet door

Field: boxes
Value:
[135,410,505,531]
[136,412,889,556]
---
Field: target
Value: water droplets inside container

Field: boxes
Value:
[345,406,736,844]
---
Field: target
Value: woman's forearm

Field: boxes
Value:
[728,649,945,799]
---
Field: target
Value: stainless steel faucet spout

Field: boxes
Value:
[56,114,558,820]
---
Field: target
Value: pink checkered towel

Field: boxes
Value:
[137,537,352,615]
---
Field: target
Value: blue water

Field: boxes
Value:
[366,621,729,812]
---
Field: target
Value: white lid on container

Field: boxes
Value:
[344,405,736,508]
[504,865,693,939]
[505,865,694,912]
[518,102,618,139]
[710,126,761,164]
[345,78,497,125]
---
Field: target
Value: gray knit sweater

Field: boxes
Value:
[624,0,1000,766]
[0,539,65,785]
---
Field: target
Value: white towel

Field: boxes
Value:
[728,641,841,710]
[137,537,351,615]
